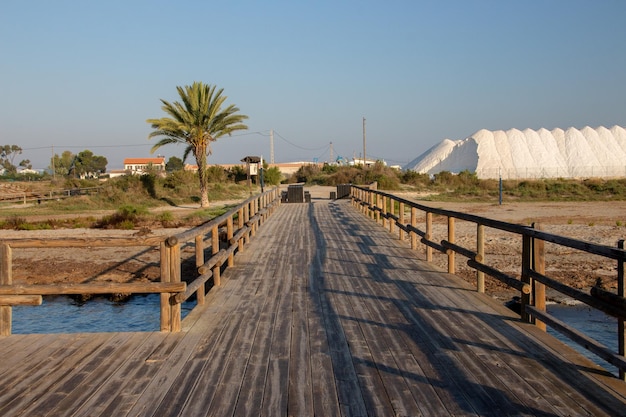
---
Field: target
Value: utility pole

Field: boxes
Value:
[270,129,275,164]
[362,117,367,166]
[51,145,55,178]
[330,141,333,163]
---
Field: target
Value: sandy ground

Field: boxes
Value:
[2,188,625,304]
[406,199,626,301]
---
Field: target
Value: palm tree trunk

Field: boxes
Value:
[195,149,210,208]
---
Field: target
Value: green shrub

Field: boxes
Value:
[205,166,228,183]
[95,204,148,229]
[263,167,282,185]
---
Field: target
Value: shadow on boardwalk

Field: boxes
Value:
[306,201,625,416]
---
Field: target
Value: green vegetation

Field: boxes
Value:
[291,165,626,203]
[0,172,252,230]
[2,164,626,230]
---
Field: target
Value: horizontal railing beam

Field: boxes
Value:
[0,282,186,295]
[526,305,626,373]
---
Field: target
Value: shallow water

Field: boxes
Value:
[12,294,193,334]
[547,303,619,376]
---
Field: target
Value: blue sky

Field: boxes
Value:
[1,0,625,170]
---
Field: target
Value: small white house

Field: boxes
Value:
[123,157,166,175]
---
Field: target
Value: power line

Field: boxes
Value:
[273,131,328,151]
[19,131,272,152]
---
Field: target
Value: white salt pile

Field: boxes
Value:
[403,126,626,179]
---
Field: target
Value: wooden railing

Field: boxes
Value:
[351,185,626,380]
[0,186,102,204]
[0,187,281,336]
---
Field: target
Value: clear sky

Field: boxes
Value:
[1,0,625,170]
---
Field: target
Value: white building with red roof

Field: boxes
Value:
[123,157,166,175]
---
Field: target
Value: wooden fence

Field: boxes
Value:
[0,187,280,336]
[0,185,102,204]
[351,185,626,380]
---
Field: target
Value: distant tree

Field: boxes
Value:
[50,150,75,176]
[166,156,184,172]
[71,150,108,178]
[0,145,23,174]
[147,82,248,207]
[19,159,32,170]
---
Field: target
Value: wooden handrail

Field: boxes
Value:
[0,282,186,295]
[0,187,281,335]
[351,185,626,379]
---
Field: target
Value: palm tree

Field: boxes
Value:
[147,82,248,207]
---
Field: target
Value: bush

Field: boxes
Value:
[205,166,228,183]
[95,204,148,229]
[227,165,247,182]
[401,171,430,187]
[163,170,196,191]
[263,167,282,185]
[294,164,322,183]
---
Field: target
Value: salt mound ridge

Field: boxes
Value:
[403,126,626,179]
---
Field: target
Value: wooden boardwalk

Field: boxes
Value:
[1,200,626,416]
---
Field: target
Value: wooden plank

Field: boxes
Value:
[0,282,185,295]
[287,225,314,417]
[0,295,41,305]
[307,205,369,417]
[3,236,164,248]
[0,243,12,336]
[0,333,115,415]
[233,222,293,417]
[134,281,249,416]
[19,332,138,416]
[67,332,176,417]
[326,202,470,416]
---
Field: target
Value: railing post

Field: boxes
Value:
[251,199,257,237]
[212,225,221,286]
[618,239,625,381]
[521,234,532,323]
[195,235,205,305]
[410,207,417,250]
[244,204,250,244]
[381,195,387,228]
[238,207,245,252]
[0,244,13,336]
[398,202,405,241]
[532,223,546,331]
[425,212,433,262]
[375,193,380,223]
[477,224,485,293]
[227,216,234,267]
[170,243,181,332]
[159,242,170,331]
[389,198,395,234]
[447,217,455,274]
[360,189,365,214]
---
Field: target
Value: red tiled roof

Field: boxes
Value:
[123,158,165,164]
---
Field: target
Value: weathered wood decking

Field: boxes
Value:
[1,199,626,416]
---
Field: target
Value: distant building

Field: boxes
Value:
[123,157,166,175]
[184,161,322,177]
[349,158,386,167]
